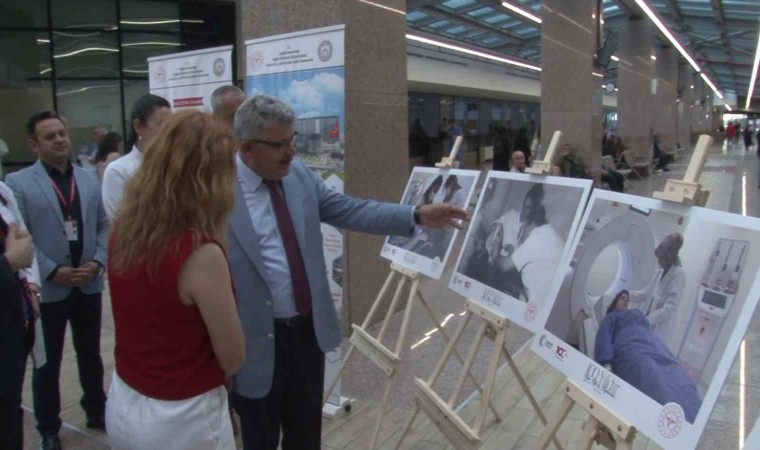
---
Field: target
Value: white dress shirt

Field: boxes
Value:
[0,181,40,286]
[236,155,299,318]
[102,145,143,221]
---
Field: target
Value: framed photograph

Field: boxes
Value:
[449,171,592,331]
[380,167,480,279]
[533,190,760,449]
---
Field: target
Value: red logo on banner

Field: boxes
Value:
[328,123,340,141]
[174,97,204,108]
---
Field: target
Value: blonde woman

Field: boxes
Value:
[105,110,245,450]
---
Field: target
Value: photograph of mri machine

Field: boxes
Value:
[536,190,760,448]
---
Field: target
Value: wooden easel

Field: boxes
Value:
[526,130,562,175]
[323,138,501,449]
[536,134,716,450]
[653,134,713,207]
[394,133,568,450]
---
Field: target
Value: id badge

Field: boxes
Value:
[64,219,78,241]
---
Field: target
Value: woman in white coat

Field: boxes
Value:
[630,233,687,353]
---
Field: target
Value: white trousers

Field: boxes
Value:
[106,371,235,450]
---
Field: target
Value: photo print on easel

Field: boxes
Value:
[381,167,480,279]
[449,171,592,331]
[533,189,760,449]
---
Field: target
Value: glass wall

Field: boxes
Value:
[0,0,235,173]
[408,91,540,165]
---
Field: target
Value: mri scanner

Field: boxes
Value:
[564,207,659,356]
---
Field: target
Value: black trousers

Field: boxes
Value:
[0,324,34,449]
[33,289,105,437]
[232,317,325,450]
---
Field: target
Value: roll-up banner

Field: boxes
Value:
[148,45,233,111]
[245,25,350,418]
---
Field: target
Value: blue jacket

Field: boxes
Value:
[228,160,413,399]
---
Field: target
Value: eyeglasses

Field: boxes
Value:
[250,133,298,150]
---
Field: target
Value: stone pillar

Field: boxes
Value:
[676,62,693,149]
[653,46,678,150]
[540,0,601,175]
[241,0,409,328]
[692,78,707,133]
[617,18,654,163]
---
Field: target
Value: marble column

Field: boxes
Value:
[241,0,409,328]
[676,62,693,149]
[540,0,601,175]
[653,46,678,150]
[691,78,707,133]
[617,17,654,163]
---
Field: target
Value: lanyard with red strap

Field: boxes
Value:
[49,176,77,219]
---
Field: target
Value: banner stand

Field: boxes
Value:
[536,135,714,450]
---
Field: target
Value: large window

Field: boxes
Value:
[0,0,235,173]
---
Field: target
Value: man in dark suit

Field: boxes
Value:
[7,111,109,450]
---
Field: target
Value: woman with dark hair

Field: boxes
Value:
[94,132,122,182]
[595,289,702,424]
[420,175,443,206]
[628,233,686,351]
[488,183,564,302]
[102,94,171,221]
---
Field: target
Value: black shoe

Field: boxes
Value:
[40,434,61,450]
[86,412,106,432]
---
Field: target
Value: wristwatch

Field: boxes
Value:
[413,205,422,225]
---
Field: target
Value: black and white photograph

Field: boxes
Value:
[534,190,760,449]
[449,171,592,331]
[381,167,479,279]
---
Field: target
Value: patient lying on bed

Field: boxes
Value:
[594,290,702,424]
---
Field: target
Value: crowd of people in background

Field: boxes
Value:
[1,85,466,450]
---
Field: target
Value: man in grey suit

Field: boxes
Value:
[229,95,467,450]
[6,111,109,450]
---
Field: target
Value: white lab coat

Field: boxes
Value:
[493,211,565,303]
[630,264,687,352]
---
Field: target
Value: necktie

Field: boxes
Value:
[263,179,312,316]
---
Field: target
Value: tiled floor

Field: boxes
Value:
[19,140,760,449]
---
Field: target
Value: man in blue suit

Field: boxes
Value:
[6,111,109,450]
[229,95,467,450]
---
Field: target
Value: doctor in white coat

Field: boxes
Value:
[490,183,565,303]
[630,233,687,352]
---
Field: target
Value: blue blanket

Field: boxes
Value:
[595,309,702,423]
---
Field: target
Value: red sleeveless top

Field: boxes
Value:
[108,231,226,400]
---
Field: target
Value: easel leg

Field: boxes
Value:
[580,417,600,450]
[322,345,355,408]
[394,279,421,355]
[393,406,419,450]
[535,395,573,450]
[449,320,488,408]
[473,327,506,434]
[395,312,473,450]
[502,346,562,449]
[370,377,395,449]
[377,277,408,343]
[416,293,503,422]
[362,271,397,328]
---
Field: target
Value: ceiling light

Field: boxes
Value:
[691,85,694,89]
[745,29,760,110]
[592,72,604,78]
[601,19,605,24]
[406,33,541,72]
[614,88,619,92]
[501,1,542,24]
[611,55,619,62]
[651,54,657,61]
[700,73,723,99]
[725,104,732,111]
[53,47,119,59]
[633,0,700,73]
